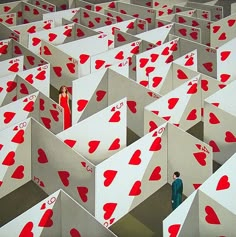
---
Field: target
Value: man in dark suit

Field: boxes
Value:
[171,171,183,210]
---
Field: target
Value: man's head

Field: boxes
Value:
[173,171,180,180]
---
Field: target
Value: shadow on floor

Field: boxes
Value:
[0,181,47,227]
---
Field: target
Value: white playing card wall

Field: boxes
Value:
[204,80,236,165]
[0,118,31,199]
[0,189,117,236]
[57,98,127,165]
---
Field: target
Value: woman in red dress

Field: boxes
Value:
[59,86,71,130]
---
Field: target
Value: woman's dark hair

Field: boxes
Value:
[59,86,68,94]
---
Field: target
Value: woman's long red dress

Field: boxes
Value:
[60,94,71,129]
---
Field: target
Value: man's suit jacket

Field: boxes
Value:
[172,178,183,210]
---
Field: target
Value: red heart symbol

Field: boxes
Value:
[165,55,173,64]
[177,69,188,80]
[5,17,13,25]
[4,6,11,12]
[11,129,24,144]
[178,16,186,23]
[216,175,230,191]
[168,98,179,109]
[40,99,45,111]
[209,112,220,124]
[6,81,17,92]
[24,5,30,11]
[117,33,126,42]
[27,26,36,34]
[81,162,86,167]
[64,139,76,148]
[60,4,66,10]
[129,150,141,165]
[190,31,198,40]
[108,2,115,8]
[4,111,16,124]
[26,56,35,65]
[23,101,34,112]
[43,23,51,29]
[220,74,230,83]
[209,140,220,152]
[95,5,102,11]
[33,8,39,15]
[95,17,101,23]
[11,165,24,179]
[218,32,226,40]
[95,60,105,69]
[115,51,124,60]
[192,20,199,27]
[116,16,123,22]
[41,117,51,129]
[2,151,15,166]
[49,109,59,122]
[149,166,161,181]
[203,62,213,72]
[58,171,70,187]
[146,2,151,6]
[70,228,81,237]
[25,74,34,84]
[161,47,169,55]
[187,83,197,94]
[139,58,149,68]
[0,45,8,54]
[77,28,85,37]
[157,21,164,27]
[178,28,187,36]
[140,80,149,87]
[129,181,142,196]
[88,140,100,153]
[19,222,34,237]
[127,22,134,29]
[53,66,62,77]
[152,77,162,88]
[205,206,220,224]
[77,186,88,202]
[193,152,207,166]
[109,111,120,123]
[168,224,181,237]
[79,54,90,64]
[145,17,151,23]
[149,121,158,132]
[38,209,54,227]
[66,62,75,74]
[186,109,197,120]
[225,131,236,143]
[96,90,106,102]
[185,57,194,66]
[88,21,94,28]
[43,46,52,55]
[19,83,29,95]
[83,12,89,18]
[150,53,159,63]
[127,101,137,113]
[220,51,231,61]
[146,66,155,76]
[32,37,41,46]
[201,80,208,91]
[212,25,220,33]
[104,170,117,187]
[218,84,226,89]
[103,203,117,220]
[158,11,164,16]
[228,19,236,27]
[35,70,46,80]
[63,29,72,37]
[37,148,48,164]
[48,33,57,42]
[77,99,88,112]
[108,138,120,150]
[14,46,22,54]
[149,137,162,151]
[8,63,19,72]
